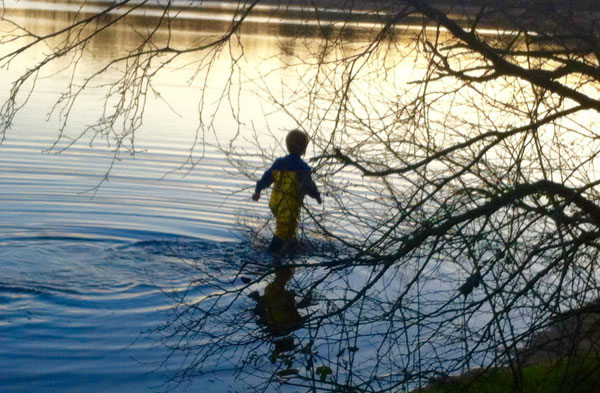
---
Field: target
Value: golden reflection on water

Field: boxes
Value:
[0,0,423,157]
[4,0,595,173]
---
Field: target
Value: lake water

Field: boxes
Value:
[4,1,592,392]
[0,1,349,391]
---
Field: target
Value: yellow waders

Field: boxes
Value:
[269,171,303,239]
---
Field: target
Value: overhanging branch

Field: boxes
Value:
[403,0,600,112]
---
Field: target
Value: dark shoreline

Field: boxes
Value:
[4,0,595,39]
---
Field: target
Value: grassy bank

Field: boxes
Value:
[422,353,600,393]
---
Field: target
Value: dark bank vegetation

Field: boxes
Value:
[422,298,600,392]
[2,0,600,392]
[422,356,600,393]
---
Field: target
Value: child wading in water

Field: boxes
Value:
[252,129,322,252]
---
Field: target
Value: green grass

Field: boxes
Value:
[423,355,600,393]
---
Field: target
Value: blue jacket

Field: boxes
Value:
[255,154,320,200]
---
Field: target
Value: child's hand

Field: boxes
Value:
[252,191,261,201]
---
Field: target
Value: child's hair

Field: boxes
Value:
[286,129,309,155]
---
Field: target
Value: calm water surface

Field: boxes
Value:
[0,0,410,390]
[0,2,313,392]
[1,1,570,391]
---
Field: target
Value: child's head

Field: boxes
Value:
[286,129,309,156]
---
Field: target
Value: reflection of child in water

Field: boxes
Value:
[252,129,322,252]
[259,266,302,336]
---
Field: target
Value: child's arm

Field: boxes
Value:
[299,171,322,204]
[252,165,274,201]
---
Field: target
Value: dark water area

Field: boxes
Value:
[0,89,261,390]
[0,1,288,391]
[0,238,266,392]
